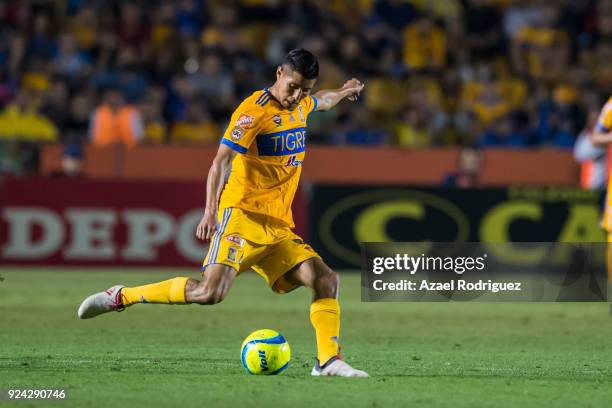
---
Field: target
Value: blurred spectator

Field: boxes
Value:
[29,13,58,61]
[533,84,584,148]
[52,33,90,78]
[61,143,83,178]
[0,138,18,174]
[396,105,433,148]
[475,114,529,148]
[170,101,220,144]
[503,0,542,39]
[1,0,611,167]
[587,41,612,91]
[0,89,58,142]
[41,80,69,129]
[374,0,417,31]
[0,65,15,106]
[89,87,143,148]
[339,35,367,75]
[510,5,570,81]
[334,107,388,145]
[188,52,235,116]
[166,76,194,122]
[403,16,446,72]
[442,147,482,188]
[140,86,167,144]
[176,1,206,37]
[117,2,149,48]
[65,89,95,144]
[72,5,98,49]
[535,109,576,148]
[464,0,504,60]
[0,88,58,174]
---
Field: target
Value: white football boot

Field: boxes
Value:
[77,285,125,319]
[311,357,369,377]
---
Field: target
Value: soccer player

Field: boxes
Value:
[78,49,368,377]
[590,95,612,312]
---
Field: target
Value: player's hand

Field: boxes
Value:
[196,210,218,242]
[343,78,364,102]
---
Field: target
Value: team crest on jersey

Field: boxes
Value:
[235,113,255,129]
[298,105,305,122]
[231,126,244,140]
[273,115,282,127]
[289,113,295,122]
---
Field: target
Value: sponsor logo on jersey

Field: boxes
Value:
[235,113,255,129]
[257,127,307,156]
[231,126,244,140]
[273,115,282,127]
[298,105,305,122]
[285,154,304,167]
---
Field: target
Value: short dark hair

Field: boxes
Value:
[284,48,319,79]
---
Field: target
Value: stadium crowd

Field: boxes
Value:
[0,0,611,173]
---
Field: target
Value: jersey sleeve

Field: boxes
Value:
[303,95,318,115]
[221,102,264,153]
[596,99,612,133]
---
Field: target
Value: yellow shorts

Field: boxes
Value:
[202,207,319,293]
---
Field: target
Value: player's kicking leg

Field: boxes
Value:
[284,257,369,378]
[77,265,236,319]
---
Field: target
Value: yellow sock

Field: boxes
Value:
[310,298,340,365]
[121,277,188,306]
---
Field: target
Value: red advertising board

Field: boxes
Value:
[0,178,307,266]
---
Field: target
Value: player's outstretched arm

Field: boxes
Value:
[313,78,364,112]
[591,128,612,145]
[196,144,237,241]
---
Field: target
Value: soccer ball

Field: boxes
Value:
[240,329,291,375]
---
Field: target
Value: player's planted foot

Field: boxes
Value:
[311,357,369,377]
[77,285,125,319]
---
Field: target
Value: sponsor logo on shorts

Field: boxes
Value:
[226,235,245,246]
[227,246,237,262]
[235,113,255,129]
[231,126,244,140]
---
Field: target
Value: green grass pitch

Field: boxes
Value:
[0,268,611,407]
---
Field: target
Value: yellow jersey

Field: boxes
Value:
[597,96,612,231]
[596,96,612,135]
[219,88,318,228]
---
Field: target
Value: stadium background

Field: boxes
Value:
[1,1,612,407]
[1,0,610,267]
